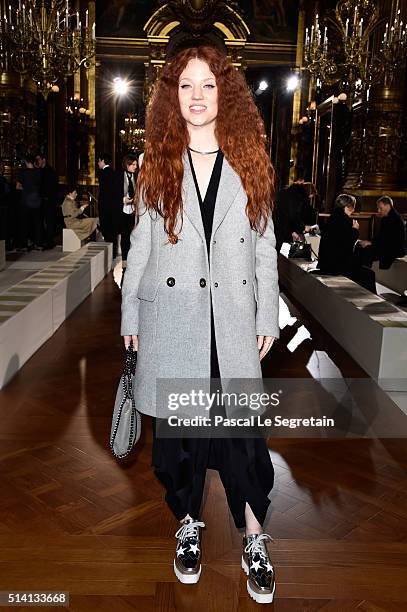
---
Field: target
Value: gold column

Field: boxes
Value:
[289,5,306,184]
[143,37,168,103]
[85,0,96,185]
[359,81,406,191]
[47,96,56,167]
[347,0,407,206]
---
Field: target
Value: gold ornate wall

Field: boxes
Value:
[0,1,39,168]
[95,0,297,180]
[297,0,407,212]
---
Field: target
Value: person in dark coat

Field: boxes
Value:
[97,152,117,257]
[358,196,406,269]
[318,193,376,292]
[0,159,13,249]
[112,153,138,285]
[35,153,59,250]
[0,159,11,205]
[318,193,359,275]
[273,179,316,251]
[16,155,42,250]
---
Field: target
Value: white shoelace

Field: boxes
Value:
[244,533,274,562]
[175,520,205,542]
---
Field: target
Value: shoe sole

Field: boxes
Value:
[173,559,201,584]
[241,556,275,604]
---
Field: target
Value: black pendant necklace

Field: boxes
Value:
[188,146,219,155]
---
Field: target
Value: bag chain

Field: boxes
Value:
[110,344,138,458]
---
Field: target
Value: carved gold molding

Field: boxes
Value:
[96,37,296,65]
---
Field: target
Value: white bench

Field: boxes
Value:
[0,243,112,388]
[278,254,407,391]
[372,256,407,297]
[63,228,84,252]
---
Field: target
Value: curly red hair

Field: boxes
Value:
[136,45,276,244]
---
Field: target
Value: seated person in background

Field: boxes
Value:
[274,178,317,251]
[357,196,406,269]
[62,188,98,242]
[318,193,376,293]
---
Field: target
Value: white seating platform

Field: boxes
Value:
[62,228,84,252]
[0,242,112,389]
[372,256,407,297]
[278,254,407,391]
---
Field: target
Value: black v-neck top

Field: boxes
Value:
[187,148,224,259]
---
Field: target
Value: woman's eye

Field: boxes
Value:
[179,83,216,89]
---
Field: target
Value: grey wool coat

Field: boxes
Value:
[121,152,280,417]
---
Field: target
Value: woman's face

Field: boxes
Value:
[178,58,218,129]
[126,161,137,173]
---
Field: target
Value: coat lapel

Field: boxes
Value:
[182,151,205,241]
[182,150,242,242]
[210,155,241,239]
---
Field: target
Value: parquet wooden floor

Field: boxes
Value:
[0,272,406,611]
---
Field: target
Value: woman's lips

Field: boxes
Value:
[189,105,207,114]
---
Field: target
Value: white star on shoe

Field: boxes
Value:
[176,546,187,557]
[265,561,274,573]
[250,559,262,572]
[189,543,200,555]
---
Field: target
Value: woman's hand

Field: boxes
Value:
[123,335,138,350]
[257,336,275,361]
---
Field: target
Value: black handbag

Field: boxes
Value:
[289,240,312,261]
[110,344,141,458]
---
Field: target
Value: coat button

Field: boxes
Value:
[240,237,244,243]
[242,279,247,285]
[214,282,218,288]
[200,278,206,287]
[166,277,175,287]
[213,240,216,244]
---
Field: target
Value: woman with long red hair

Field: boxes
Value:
[121,45,279,604]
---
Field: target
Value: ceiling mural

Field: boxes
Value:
[96,0,159,38]
[240,0,299,43]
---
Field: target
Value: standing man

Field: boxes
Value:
[114,153,138,286]
[97,153,117,257]
[35,153,59,250]
[0,159,13,250]
[273,178,316,252]
[16,155,42,250]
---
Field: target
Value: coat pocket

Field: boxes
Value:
[137,277,159,302]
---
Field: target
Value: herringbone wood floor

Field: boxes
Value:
[0,272,406,611]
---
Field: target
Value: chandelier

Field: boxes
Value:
[65,91,90,118]
[303,0,407,105]
[0,1,95,98]
[119,114,145,151]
